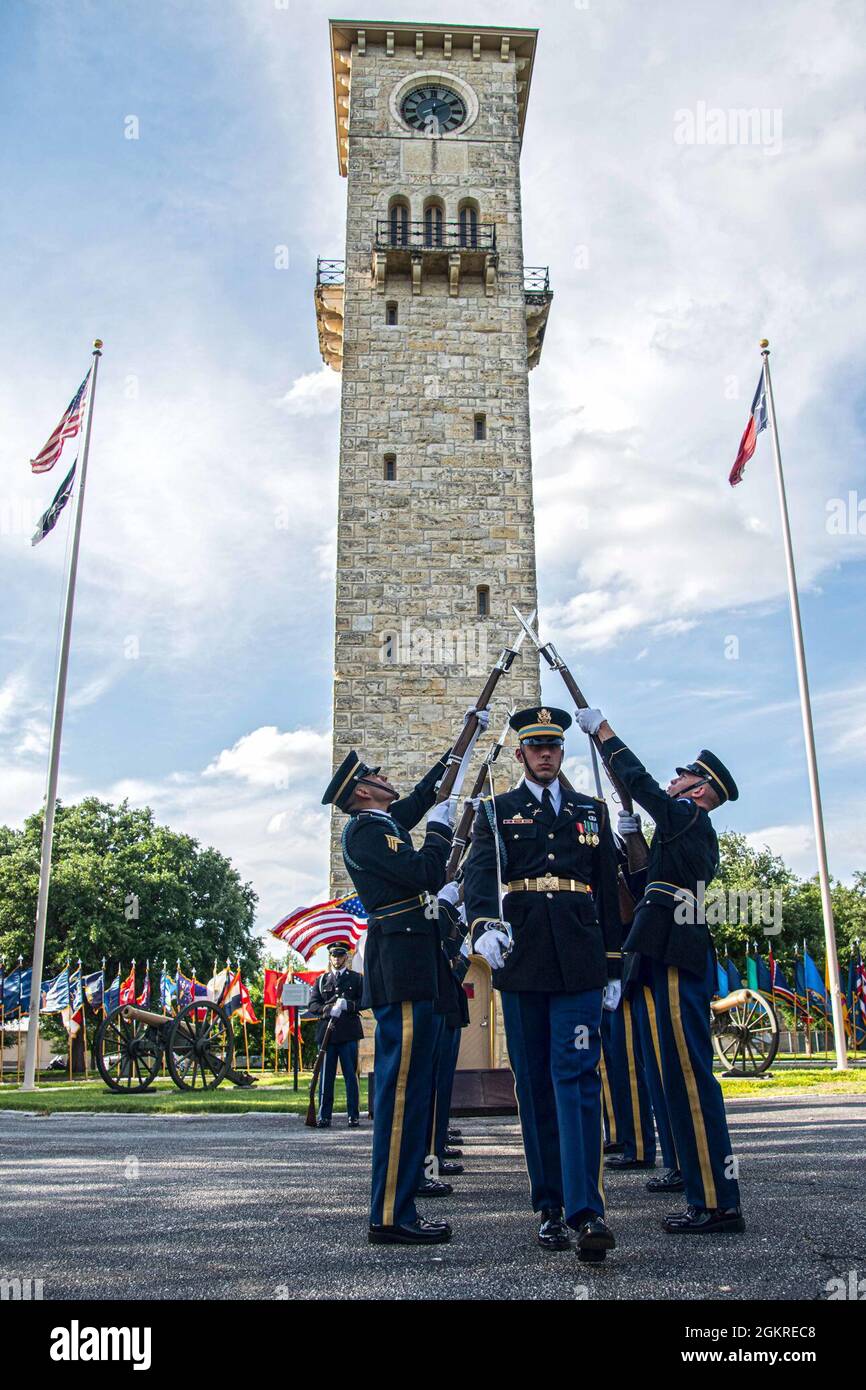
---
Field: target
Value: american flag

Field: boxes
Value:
[270,893,368,961]
[30,369,91,474]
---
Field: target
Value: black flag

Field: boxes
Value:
[32,458,77,546]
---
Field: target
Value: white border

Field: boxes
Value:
[388,70,479,138]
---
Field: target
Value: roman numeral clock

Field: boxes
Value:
[314,20,553,924]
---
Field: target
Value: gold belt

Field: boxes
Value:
[506,877,591,894]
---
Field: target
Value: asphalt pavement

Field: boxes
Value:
[1,1094,863,1301]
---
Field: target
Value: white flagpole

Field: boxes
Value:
[761,339,848,1070]
[22,340,104,1092]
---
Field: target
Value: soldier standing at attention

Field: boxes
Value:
[322,718,485,1247]
[306,942,364,1129]
[463,707,623,1262]
[576,707,745,1235]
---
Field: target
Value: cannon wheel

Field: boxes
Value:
[166,998,234,1091]
[95,1007,163,1093]
[712,990,780,1076]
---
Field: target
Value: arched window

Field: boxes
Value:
[474,412,487,441]
[384,453,397,481]
[424,201,444,248]
[389,199,409,247]
[476,585,490,617]
[459,203,479,249]
[385,301,398,325]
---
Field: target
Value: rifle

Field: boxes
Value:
[305,1014,336,1128]
[432,610,536,806]
[445,709,514,882]
[512,607,649,876]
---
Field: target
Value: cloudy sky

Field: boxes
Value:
[1,0,864,950]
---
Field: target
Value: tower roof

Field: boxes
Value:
[328,19,539,176]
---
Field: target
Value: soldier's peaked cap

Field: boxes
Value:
[510,706,572,742]
[321,751,381,813]
[328,941,350,955]
[676,749,739,804]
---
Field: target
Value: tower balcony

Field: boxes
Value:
[524,266,553,369]
[372,220,498,298]
[315,258,345,372]
[313,256,552,372]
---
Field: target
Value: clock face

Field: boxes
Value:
[400,84,467,134]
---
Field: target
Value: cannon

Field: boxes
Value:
[95,999,255,1093]
[710,988,780,1076]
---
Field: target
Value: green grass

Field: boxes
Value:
[719,1068,866,1098]
[0,1070,368,1115]
[1,1065,864,1113]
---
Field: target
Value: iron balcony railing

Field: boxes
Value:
[317,258,345,286]
[375,219,497,252]
[524,266,551,296]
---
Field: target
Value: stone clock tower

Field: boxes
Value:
[315,20,552,890]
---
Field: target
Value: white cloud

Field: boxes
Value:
[203,725,331,790]
[274,368,340,418]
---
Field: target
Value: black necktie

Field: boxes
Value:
[540,787,556,827]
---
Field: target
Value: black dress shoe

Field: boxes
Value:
[369,1218,452,1245]
[663,1204,746,1234]
[537,1209,571,1251]
[416,1177,453,1198]
[605,1155,656,1170]
[437,1160,464,1176]
[348,1117,360,1128]
[448,1129,462,1141]
[316,1118,331,1128]
[576,1216,617,1263]
[646,1168,685,1193]
[603,1140,624,1154]
[442,1146,463,1159]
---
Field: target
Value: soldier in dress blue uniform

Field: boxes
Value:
[322,742,459,1246]
[576,708,745,1235]
[463,707,623,1261]
[306,942,364,1128]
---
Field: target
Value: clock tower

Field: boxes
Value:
[316,21,552,892]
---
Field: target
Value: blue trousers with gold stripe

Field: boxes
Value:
[501,989,605,1228]
[370,999,435,1228]
[632,983,679,1171]
[600,1002,656,1163]
[648,950,740,1210]
[433,1023,461,1160]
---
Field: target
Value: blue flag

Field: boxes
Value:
[104,970,120,1015]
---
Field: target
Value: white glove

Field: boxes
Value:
[330,997,348,1018]
[602,981,622,1012]
[616,812,641,838]
[428,799,455,829]
[464,705,491,732]
[437,881,461,907]
[576,707,604,736]
[474,927,511,970]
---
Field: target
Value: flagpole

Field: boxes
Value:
[761,341,847,1069]
[22,341,103,1092]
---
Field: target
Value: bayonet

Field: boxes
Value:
[512,606,649,874]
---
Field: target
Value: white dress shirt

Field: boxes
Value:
[522,775,562,814]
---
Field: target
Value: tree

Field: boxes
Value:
[0,798,259,1071]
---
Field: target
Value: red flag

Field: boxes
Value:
[238,977,259,1025]
[119,966,136,1006]
[263,968,289,1009]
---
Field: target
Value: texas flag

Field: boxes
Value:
[729,371,768,486]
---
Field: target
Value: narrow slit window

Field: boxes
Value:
[474,413,487,441]
[384,453,397,481]
[385,301,398,325]
[476,585,490,617]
